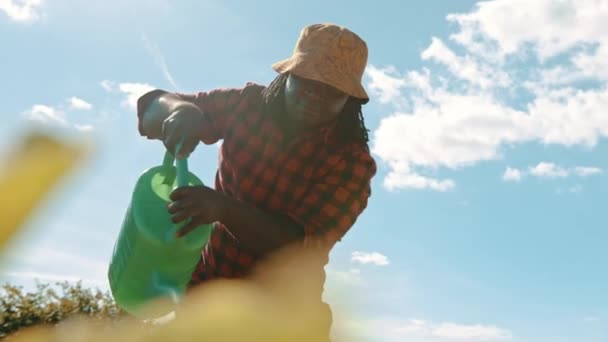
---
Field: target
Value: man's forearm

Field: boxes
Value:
[218,193,305,257]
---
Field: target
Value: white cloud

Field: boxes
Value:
[0,0,44,22]
[117,82,156,110]
[502,163,602,182]
[326,268,366,288]
[351,251,389,266]
[338,317,513,342]
[366,65,408,105]
[572,43,608,81]
[528,162,603,179]
[432,322,512,340]
[370,73,608,191]
[370,88,532,191]
[23,104,67,125]
[367,0,608,191]
[573,166,603,177]
[502,167,522,182]
[446,0,608,61]
[584,315,601,323]
[384,168,455,192]
[22,97,96,131]
[421,37,511,89]
[100,79,116,92]
[68,96,93,111]
[366,65,434,110]
[348,268,360,275]
[393,319,512,341]
[73,124,95,132]
[395,319,427,333]
[529,162,569,178]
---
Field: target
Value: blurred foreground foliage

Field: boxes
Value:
[0,247,352,342]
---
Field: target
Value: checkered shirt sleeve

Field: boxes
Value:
[287,146,376,251]
[136,83,262,145]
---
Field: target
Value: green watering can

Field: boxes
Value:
[108,146,213,319]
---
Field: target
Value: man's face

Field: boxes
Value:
[284,73,349,129]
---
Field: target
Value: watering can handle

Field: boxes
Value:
[162,141,190,188]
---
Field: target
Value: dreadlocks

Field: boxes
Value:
[261,73,370,146]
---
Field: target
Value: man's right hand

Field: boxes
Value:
[161,104,206,159]
[141,93,205,159]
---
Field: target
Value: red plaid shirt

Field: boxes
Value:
[137,82,376,286]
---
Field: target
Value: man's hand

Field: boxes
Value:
[161,104,206,159]
[141,93,206,159]
[168,185,228,237]
[169,185,305,257]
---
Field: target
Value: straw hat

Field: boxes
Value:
[272,23,369,104]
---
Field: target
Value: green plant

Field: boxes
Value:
[0,281,127,338]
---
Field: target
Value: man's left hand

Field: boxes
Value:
[168,185,228,237]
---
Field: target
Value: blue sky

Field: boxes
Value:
[1,0,607,341]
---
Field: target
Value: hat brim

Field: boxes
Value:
[271,55,369,104]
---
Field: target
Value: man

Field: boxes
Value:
[136,23,376,340]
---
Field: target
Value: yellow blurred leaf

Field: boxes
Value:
[0,131,87,248]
